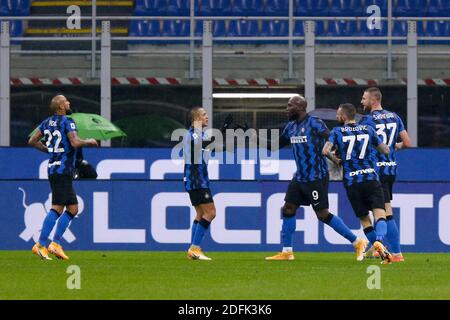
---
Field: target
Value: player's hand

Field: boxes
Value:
[395,142,402,151]
[88,139,99,147]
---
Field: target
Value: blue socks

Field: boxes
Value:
[386,215,401,254]
[191,220,199,244]
[325,214,357,244]
[281,215,296,248]
[192,218,210,246]
[363,226,377,245]
[375,218,387,241]
[53,211,75,245]
[38,209,60,247]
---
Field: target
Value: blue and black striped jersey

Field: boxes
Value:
[38,115,78,177]
[359,109,406,176]
[281,115,329,182]
[329,123,382,187]
[183,127,210,191]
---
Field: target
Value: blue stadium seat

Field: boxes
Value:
[365,0,388,15]
[263,0,289,16]
[294,20,304,36]
[10,20,23,36]
[260,19,288,36]
[394,0,428,16]
[0,0,30,16]
[129,19,162,36]
[392,20,408,36]
[166,0,190,16]
[195,0,232,16]
[359,19,387,37]
[135,0,171,16]
[314,21,327,36]
[232,0,264,16]
[427,0,450,16]
[297,0,330,16]
[162,19,190,36]
[417,20,450,43]
[329,0,365,16]
[227,19,259,36]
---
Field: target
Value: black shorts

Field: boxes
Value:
[49,174,78,206]
[188,188,214,206]
[380,175,395,202]
[284,178,329,211]
[345,180,385,218]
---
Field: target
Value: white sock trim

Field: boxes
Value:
[282,247,293,253]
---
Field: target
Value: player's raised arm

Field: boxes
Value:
[68,131,98,148]
[28,130,48,153]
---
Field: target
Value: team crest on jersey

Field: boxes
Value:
[291,136,308,144]
[301,127,305,133]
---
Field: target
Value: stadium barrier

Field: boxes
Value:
[1,147,449,252]
[1,179,450,252]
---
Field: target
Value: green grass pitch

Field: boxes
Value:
[1,251,450,300]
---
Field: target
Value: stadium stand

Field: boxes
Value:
[129,0,450,42]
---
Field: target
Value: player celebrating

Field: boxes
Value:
[265,95,368,261]
[360,87,412,261]
[28,95,98,260]
[323,103,393,263]
[184,107,216,260]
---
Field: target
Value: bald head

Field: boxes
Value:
[49,95,71,115]
[286,95,307,120]
[288,95,307,110]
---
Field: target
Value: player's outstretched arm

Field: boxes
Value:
[396,130,413,150]
[28,130,48,153]
[322,141,341,165]
[68,131,99,148]
[376,142,390,155]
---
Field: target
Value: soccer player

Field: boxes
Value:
[323,103,393,263]
[184,107,216,260]
[265,95,368,261]
[360,87,412,261]
[28,95,98,260]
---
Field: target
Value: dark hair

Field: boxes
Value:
[339,103,356,120]
[190,106,203,123]
[364,87,382,102]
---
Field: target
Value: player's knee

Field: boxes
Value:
[282,204,297,217]
[205,207,216,221]
[316,210,332,223]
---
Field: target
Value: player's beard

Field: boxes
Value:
[66,109,73,115]
[288,111,299,121]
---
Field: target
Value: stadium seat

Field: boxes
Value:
[129,19,162,36]
[227,19,259,36]
[162,19,190,36]
[394,0,428,16]
[135,0,166,16]
[195,0,233,16]
[232,0,264,16]
[263,0,289,16]
[329,0,365,16]
[359,19,387,37]
[365,0,388,15]
[392,20,408,36]
[297,0,330,16]
[166,0,190,16]
[10,20,23,36]
[0,0,30,16]
[427,0,450,16]
[260,19,288,36]
[294,20,304,36]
